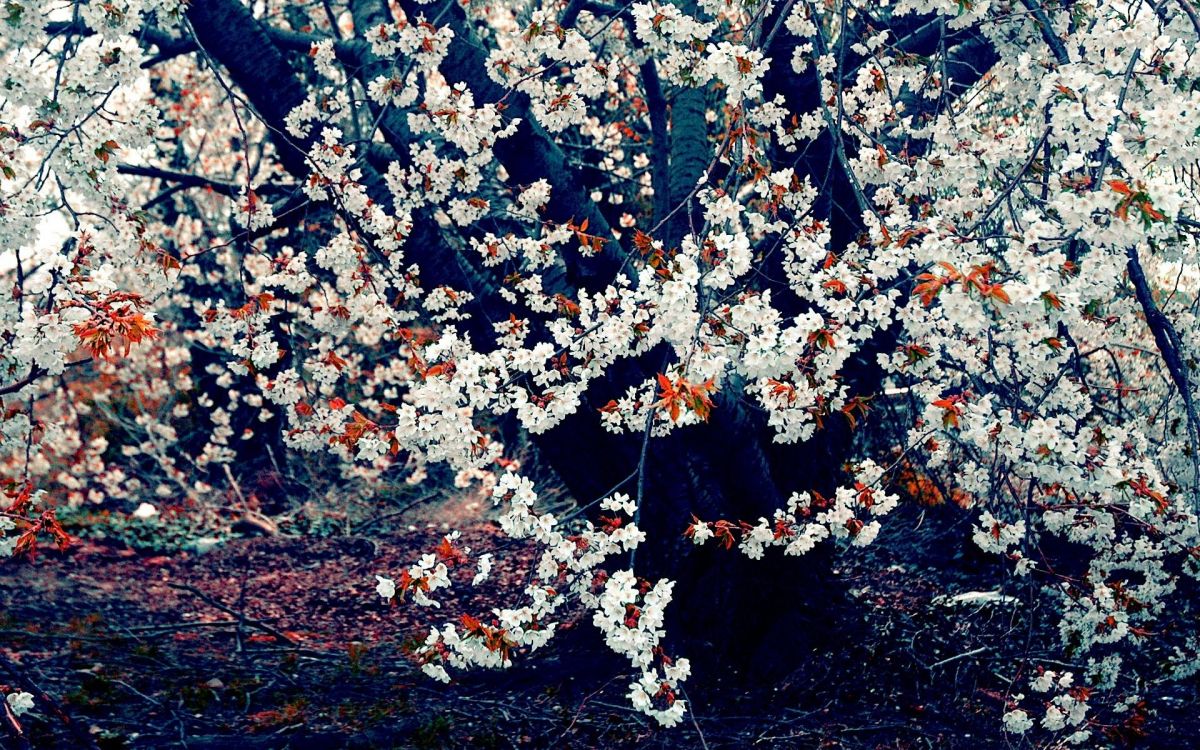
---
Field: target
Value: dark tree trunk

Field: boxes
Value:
[534,357,864,678]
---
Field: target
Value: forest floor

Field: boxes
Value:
[1,507,1196,749]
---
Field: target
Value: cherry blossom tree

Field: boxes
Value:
[2,0,1200,741]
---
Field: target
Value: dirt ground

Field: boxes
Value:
[0,518,1195,749]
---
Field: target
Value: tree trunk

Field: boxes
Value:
[534,357,864,678]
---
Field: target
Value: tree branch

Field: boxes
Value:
[1126,247,1200,504]
[116,164,260,197]
[1019,0,1070,66]
[0,359,89,399]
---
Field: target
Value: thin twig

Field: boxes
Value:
[167,583,299,647]
[927,645,990,670]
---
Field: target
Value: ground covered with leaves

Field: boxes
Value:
[1,506,1196,749]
